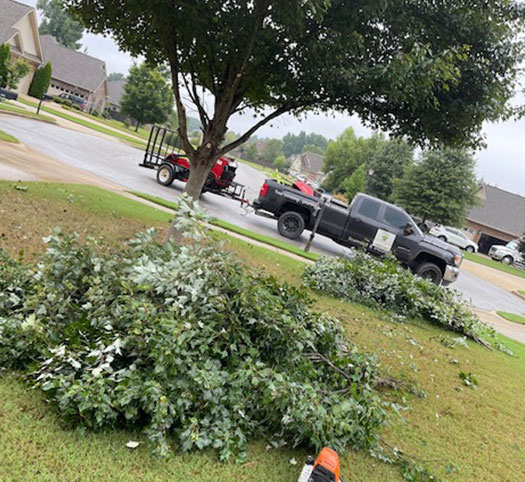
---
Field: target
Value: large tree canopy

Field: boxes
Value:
[64,0,524,204]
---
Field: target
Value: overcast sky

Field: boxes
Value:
[26,0,525,197]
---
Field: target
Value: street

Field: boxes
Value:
[1,116,525,316]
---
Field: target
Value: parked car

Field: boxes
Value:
[489,240,524,266]
[429,225,478,253]
[58,92,87,111]
[254,179,463,285]
[0,87,18,101]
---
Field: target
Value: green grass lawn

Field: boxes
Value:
[0,128,19,143]
[0,102,56,123]
[130,190,320,262]
[464,251,525,279]
[17,98,148,150]
[497,311,525,326]
[1,181,524,481]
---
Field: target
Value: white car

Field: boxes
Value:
[429,225,478,253]
[489,240,525,266]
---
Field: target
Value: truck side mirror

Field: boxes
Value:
[403,223,414,236]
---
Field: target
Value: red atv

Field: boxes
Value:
[141,126,243,197]
[156,153,238,193]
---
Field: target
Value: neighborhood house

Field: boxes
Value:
[288,151,325,185]
[40,35,108,113]
[0,0,44,94]
[107,78,126,120]
[465,184,525,253]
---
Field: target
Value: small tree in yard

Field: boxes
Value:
[65,0,524,241]
[120,63,174,132]
[342,163,367,202]
[0,44,30,90]
[29,62,52,99]
[393,149,479,226]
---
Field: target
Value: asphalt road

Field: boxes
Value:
[1,116,525,316]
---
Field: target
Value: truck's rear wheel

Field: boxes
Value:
[157,164,174,186]
[415,262,443,286]
[278,211,305,239]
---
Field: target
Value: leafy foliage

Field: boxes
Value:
[393,149,479,225]
[0,215,385,461]
[283,131,328,157]
[121,63,174,131]
[29,62,53,99]
[0,43,30,90]
[38,0,84,50]
[303,254,499,349]
[342,163,367,201]
[366,140,414,202]
[259,138,284,163]
[323,129,385,192]
[65,0,524,199]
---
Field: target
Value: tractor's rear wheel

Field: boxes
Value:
[157,164,174,186]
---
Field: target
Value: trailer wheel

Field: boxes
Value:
[415,262,443,286]
[278,211,305,240]
[201,173,216,193]
[157,164,174,186]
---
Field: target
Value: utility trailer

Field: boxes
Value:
[140,125,247,201]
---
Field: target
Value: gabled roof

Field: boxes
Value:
[0,0,32,44]
[290,151,324,174]
[468,184,525,237]
[108,79,126,107]
[40,35,107,93]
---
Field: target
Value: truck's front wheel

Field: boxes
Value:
[415,262,443,286]
[278,211,305,240]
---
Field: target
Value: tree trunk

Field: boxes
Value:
[135,121,140,132]
[162,148,220,246]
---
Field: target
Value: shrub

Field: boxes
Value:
[29,62,52,99]
[303,253,497,348]
[0,203,385,461]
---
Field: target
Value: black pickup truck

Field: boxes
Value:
[253,179,462,285]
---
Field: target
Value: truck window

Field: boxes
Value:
[382,206,410,230]
[357,198,381,220]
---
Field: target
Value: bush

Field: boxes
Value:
[29,62,52,99]
[304,253,497,348]
[0,202,385,461]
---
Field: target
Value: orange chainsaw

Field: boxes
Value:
[297,447,344,482]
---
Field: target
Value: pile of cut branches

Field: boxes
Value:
[303,254,498,349]
[0,205,386,461]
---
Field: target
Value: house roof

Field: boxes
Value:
[0,0,32,44]
[40,35,107,93]
[107,79,126,107]
[467,184,525,237]
[290,151,324,174]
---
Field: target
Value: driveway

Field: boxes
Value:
[2,116,525,321]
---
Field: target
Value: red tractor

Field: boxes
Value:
[141,126,245,199]
[156,153,238,193]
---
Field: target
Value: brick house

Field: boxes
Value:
[0,0,44,94]
[40,35,108,113]
[465,184,525,253]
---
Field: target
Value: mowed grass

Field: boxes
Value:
[0,128,19,143]
[130,190,321,262]
[464,251,525,279]
[0,181,524,481]
[0,102,56,123]
[497,311,525,326]
[17,98,148,150]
